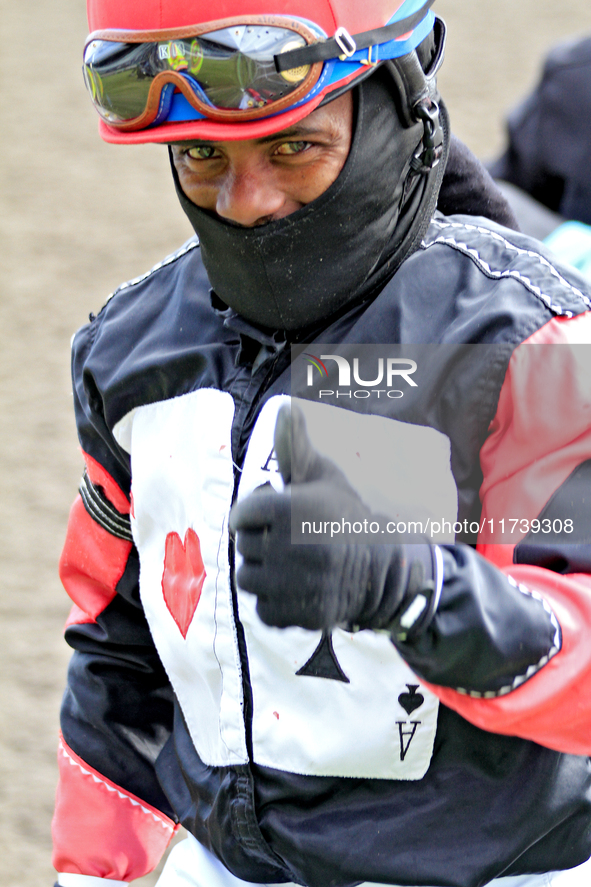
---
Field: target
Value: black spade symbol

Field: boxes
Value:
[398,684,424,715]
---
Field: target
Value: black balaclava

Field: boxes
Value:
[172,68,450,331]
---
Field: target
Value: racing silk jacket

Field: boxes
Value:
[53,214,591,887]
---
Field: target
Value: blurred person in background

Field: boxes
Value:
[489,34,591,278]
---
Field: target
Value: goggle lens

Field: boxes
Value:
[83,25,312,126]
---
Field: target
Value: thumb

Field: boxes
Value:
[274,402,334,485]
[273,403,293,484]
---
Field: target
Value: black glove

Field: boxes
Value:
[230,403,436,634]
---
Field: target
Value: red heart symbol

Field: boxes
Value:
[161,529,206,639]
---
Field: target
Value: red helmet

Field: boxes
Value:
[84,0,439,143]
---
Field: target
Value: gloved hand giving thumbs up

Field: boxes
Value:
[230,402,438,636]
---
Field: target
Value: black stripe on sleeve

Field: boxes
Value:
[78,470,133,542]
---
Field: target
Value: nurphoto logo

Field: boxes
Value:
[303,353,418,400]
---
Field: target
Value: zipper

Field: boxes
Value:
[227,347,291,763]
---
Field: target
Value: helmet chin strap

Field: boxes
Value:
[410,98,444,172]
[384,17,446,172]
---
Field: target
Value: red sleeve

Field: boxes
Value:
[55,454,177,880]
[435,312,591,753]
[427,566,591,755]
[59,450,133,627]
[59,495,132,627]
[478,312,591,549]
[52,735,178,881]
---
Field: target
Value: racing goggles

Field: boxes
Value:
[83,17,325,131]
[83,2,436,131]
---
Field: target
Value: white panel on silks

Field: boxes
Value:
[235,396,447,780]
[113,389,249,768]
[296,398,458,542]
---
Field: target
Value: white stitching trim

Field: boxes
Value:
[454,578,561,699]
[58,739,174,831]
[105,238,200,304]
[422,219,591,316]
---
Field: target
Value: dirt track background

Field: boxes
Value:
[2,2,591,885]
